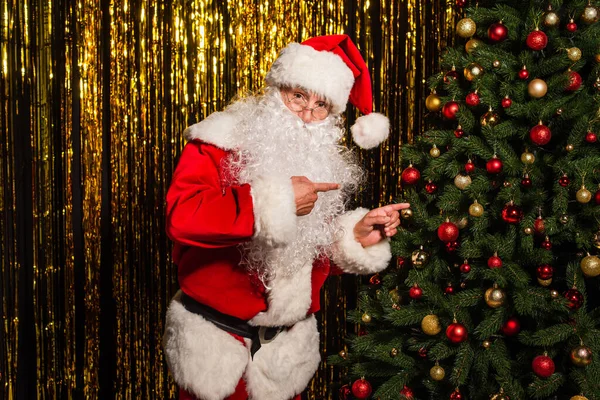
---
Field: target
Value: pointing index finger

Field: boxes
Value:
[313,182,340,192]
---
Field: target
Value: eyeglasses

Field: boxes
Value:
[283,91,330,120]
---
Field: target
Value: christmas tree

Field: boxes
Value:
[331,1,600,399]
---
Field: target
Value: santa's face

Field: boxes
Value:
[279,87,332,124]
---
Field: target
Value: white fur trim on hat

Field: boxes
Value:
[244,315,321,400]
[162,291,249,400]
[331,207,392,274]
[266,43,355,115]
[351,112,390,149]
[250,175,297,247]
[183,110,241,150]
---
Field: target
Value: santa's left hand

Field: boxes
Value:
[353,203,410,247]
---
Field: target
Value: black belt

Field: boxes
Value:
[180,292,284,358]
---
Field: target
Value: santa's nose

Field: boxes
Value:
[298,109,314,124]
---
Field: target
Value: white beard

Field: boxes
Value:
[222,89,364,284]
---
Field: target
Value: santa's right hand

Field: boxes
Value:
[291,176,339,216]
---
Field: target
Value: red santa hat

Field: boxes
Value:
[265,34,389,149]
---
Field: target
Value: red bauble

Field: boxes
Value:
[532,355,555,378]
[351,378,372,399]
[486,156,503,174]
[534,217,545,234]
[586,131,598,143]
[595,189,600,205]
[488,254,503,269]
[418,347,428,358]
[444,284,455,295]
[358,326,367,336]
[400,385,414,399]
[397,256,406,269]
[502,317,521,336]
[567,19,578,32]
[565,70,582,91]
[401,165,421,185]
[442,101,460,120]
[465,160,475,173]
[369,274,381,285]
[454,127,465,138]
[501,203,524,224]
[537,264,554,280]
[449,389,463,400]
[445,241,460,253]
[409,284,423,300]
[339,384,352,400]
[455,0,467,7]
[438,220,460,242]
[446,322,468,343]
[466,92,480,106]
[425,181,438,194]
[565,288,584,309]
[488,22,508,42]
[559,174,570,187]
[521,176,532,187]
[444,69,459,83]
[518,66,530,80]
[526,30,548,50]
[460,262,471,273]
[541,237,552,250]
[530,122,552,145]
[501,96,512,108]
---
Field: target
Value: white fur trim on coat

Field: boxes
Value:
[183,111,241,150]
[162,291,249,400]
[265,43,355,115]
[245,315,321,400]
[250,175,297,247]
[331,207,392,274]
[351,112,390,149]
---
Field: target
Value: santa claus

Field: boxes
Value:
[163,34,409,400]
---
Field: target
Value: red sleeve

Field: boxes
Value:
[166,141,255,248]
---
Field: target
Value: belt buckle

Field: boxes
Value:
[258,326,282,345]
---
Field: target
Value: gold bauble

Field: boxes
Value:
[550,289,560,298]
[485,286,506,308]
[560,214,569,224]
[465,38,483,54]
[492,60,501,68]
[482,340,492,349]
[401,208,413,220]
[429,365,445,381]
[455,174,472,190]
[469,200,484,217]
[596,53,600,63]
[480,110,500,127]
[411,248,430,268]
[581,254,600,277]
[570,345,593,366]
[593,231,600,249]
[568,47,582,62]
[524,227,534,235]
[571,396,589,400]
[430,145,441,158]
[538,278,553,287]
[421,314,442,335]
[456,217,468,229]
[390,347,399,357]
[577,186,592,203]
[582,5,599,24]
[464,62,484,81]
[389,288,401,303]
[338,349,347,359]
[361,312,372,323]
[425,92,442,112]
[456,17,477,38]
[528,78,548,98]
[503,181,512,188]
[544,10,560,27]
[556,108,564,115]
[521,151,535,164]
[566,143,574,152]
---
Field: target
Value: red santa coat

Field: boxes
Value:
[162,110,393,400]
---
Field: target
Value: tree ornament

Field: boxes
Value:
[595,188,600,204]
[369,274,382,286]
[442,101,460,120]
[454,174,472,190]
[493,59,501,68]
[444,67,459,83]
[446,321,468,343]
[560,214,569,224]
[450,388,464,400]
[358,326,367,336]
[456,217,468,229]
[430,364,445,381]
[456,17,477,38]
[566,143,574,152]
[521,174,532,188]
[571,345,593,366]
[485,285,507,308]
[503,181,512,188]
[469,200,484,217]
[570,396,589,400]
[400,385,414,399]
[339,384,352,400]
[465,38,483,54]
[455,0,466,7]
[401,164,421,185]
[445,241,460,253]
[411,247,430,268]
[550,289,560,299]
[422,314,442,335]
[532,354,555,378]
[530,121,551,145]
[585,131,597,143]
[521,150,535,164]
[501,202,524,224]
[390,347,399,357]
[566,70,583,91]
[409,283,423,300]
[595,78,600,91]
[425,180,438,194]
[501,316,521,336]
[526,29,548,50]
[338,349,348,359]
[400,208,413,220]
[488,253,503,269]
[556,108,564,115]
[438,219,459,242]
[361,313,372,323]
[559,174,570,187]
[568,47,582,61]
[465,159,475,173]
[444,284,455,295]
[460,261,471,273]
[537,264,554,280]
[464,63,484,81]
[581,254,600,277]
[480,109,500,127]
[425,92,442,111]
[396,256,406,269]
[543,7,560,27]
[466,91,480,106]
[567,18,578,32]
[418,347,428,358]
[389,288,400,304]
[454,126,465,138]
[541,236,552,250]
[565,288,584,309]
[491,392,510,400]
[486,155,503,174]
[488,21,508,42]
[577,186,592,203]
[582,4,599,24]
[593,231,600,249]
[501,95,512,108]
[524,227,534,235]
[351,378,372,399]
[528,78,548,98]
[538,278,553,287]
[518,66,529,80]
[430,144,441,158]
[534,216,545,234]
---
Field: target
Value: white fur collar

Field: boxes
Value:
[183,110,243,151]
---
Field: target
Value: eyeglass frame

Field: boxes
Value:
[281,88,331,120]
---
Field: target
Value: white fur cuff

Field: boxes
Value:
[331,207,392,274]
[251,176,297,247]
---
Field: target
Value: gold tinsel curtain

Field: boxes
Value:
[0,0,455,398]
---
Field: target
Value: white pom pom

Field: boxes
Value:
[350,113,390,149]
